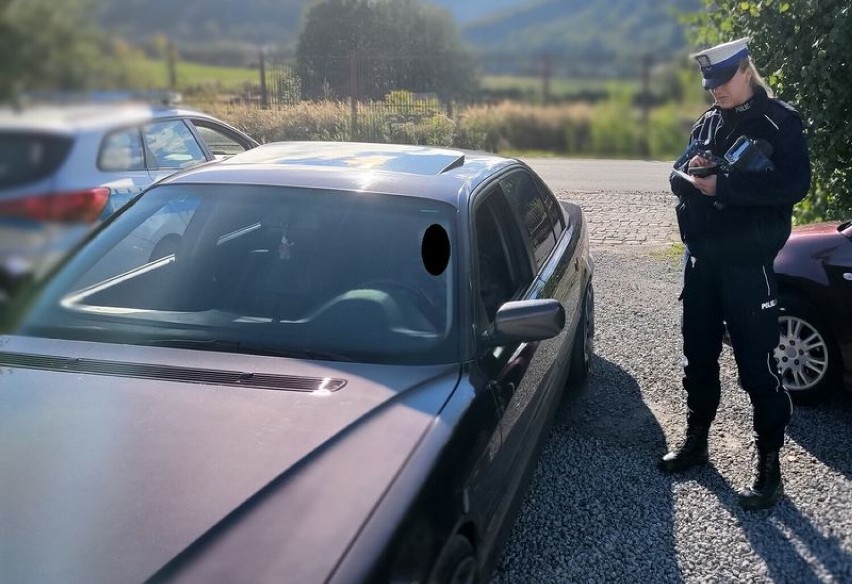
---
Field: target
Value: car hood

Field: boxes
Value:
[0,335,460,584]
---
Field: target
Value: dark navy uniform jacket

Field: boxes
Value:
[670,86,811,265]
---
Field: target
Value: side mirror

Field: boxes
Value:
[488,299,565,345]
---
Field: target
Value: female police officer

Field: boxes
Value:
[660,38,811,510]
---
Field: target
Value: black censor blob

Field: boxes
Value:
[421,224,450,276]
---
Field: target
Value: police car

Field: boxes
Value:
[0,98,258,297]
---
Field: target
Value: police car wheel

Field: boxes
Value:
[775,297,840,403]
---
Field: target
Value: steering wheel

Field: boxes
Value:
[358,279,441,330]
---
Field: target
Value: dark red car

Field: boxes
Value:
[774,220,852,401]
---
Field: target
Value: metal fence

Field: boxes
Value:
[260,53,462,142]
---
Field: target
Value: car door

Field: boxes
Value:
[472,170,577,544]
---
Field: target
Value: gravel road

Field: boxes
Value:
[491,160,852,583]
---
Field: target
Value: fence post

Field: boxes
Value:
[259,50,269,108]
[349,52,359,137]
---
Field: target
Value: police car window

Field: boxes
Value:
[192,122,249,159]
[142,120,206,170]
[500,171,556,269]
[98,128,145,172]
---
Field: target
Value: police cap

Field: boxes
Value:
[692,38,750,89]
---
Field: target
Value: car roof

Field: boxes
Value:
[0,102,219,135]
[157,141,517,207]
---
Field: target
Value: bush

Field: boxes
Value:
[207,101,351,143]
[204,98,708,158]
[648,104,701,161]
[589,89,640,157]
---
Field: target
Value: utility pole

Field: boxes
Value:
[166,39,177,91]
[541,52,553,104]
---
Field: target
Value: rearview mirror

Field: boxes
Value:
[488,299,565,345]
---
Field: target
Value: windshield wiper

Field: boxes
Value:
[143,339,352,362]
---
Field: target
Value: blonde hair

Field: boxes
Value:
[739,57,775,98]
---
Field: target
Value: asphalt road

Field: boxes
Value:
[490,159,852,584]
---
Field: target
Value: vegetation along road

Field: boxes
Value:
[492,158,852,583]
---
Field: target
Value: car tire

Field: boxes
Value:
[427,535,478,584]
[776,295,841,404]
[567,282,594,387]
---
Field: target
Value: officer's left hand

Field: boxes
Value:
[693,174,717,197]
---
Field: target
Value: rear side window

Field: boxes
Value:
[191,121,250,159]
[0,133,73,188]
[540,185,564,240]
[98,128,146,171]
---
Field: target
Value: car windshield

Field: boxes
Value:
[14,184,459,365]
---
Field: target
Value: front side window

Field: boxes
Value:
[500,171,556,269]
[474,189,534,323]
[142,120,206,169]
[16,185,458,365]
[98,128,145,171]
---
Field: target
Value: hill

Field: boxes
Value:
[464,0,698,77]
[97,0,697,76]
[96,0,307,46]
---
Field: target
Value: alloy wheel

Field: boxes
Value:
[775,315,829,392]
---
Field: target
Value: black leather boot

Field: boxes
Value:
[658,422,710,474]
[739,449,783,510]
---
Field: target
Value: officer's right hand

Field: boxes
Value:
[689,155,712,169]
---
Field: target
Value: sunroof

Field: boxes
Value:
[226,142,465,176]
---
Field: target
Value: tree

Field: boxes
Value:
[688,1,852,220]
[0,0,119,101]
[295,0,479,101]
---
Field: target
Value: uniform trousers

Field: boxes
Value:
[680,252,792,452]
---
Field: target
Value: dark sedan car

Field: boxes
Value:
[0,142,594,584]
[774,219,852,401]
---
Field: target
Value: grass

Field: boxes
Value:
[649,242,685,263]
[481,75,639,99]
[121,55,259,92]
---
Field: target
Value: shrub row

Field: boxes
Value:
[205,96,706,160]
